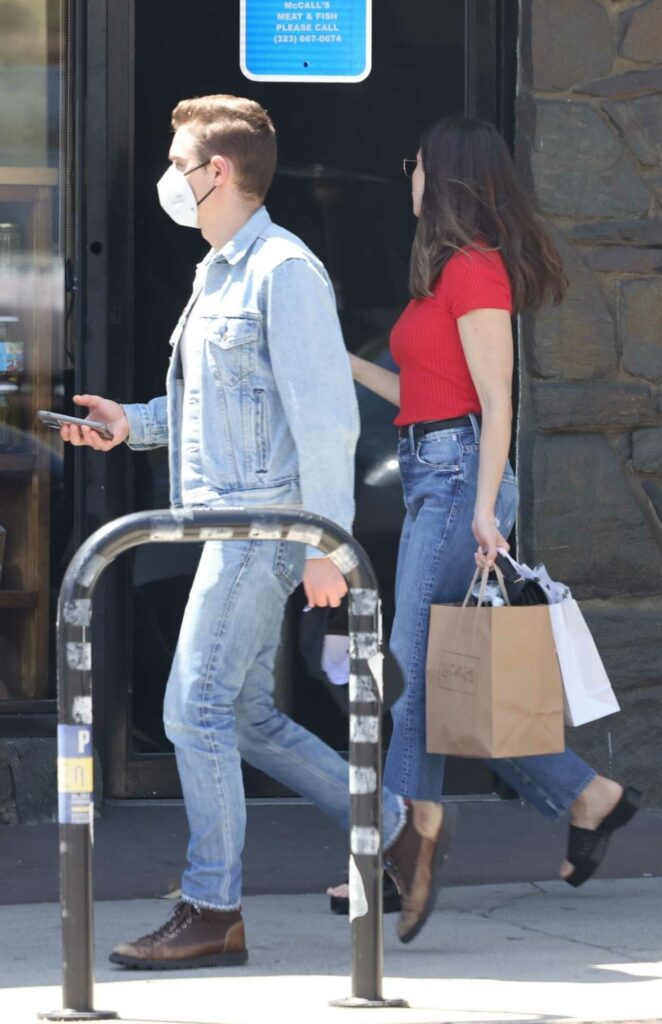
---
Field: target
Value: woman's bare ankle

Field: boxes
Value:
[570,776,623,828]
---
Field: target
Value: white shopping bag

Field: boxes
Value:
[497,549,620,728]
[548,600,620,727]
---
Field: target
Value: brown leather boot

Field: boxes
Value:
[385,799,453,944]
[109,901,248,969]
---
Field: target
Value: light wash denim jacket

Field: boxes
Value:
[122,207,359,556]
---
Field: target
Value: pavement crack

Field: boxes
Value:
[451,896,643,963]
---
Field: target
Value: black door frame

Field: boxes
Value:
[78,0,518,799]
[76,0,136,797]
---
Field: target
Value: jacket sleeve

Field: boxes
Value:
[265,257,360,559]
[122,396,169,450]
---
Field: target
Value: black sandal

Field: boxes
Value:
[564,785,642,888]
[329,870,401,915]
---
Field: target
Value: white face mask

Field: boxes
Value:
[157,161,213,228]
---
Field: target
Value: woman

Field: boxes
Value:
[329,115,640,912]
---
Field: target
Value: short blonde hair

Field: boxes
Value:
[172,95,277,201]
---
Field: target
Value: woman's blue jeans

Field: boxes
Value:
[384,415,596,816]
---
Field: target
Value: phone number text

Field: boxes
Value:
[274,34,343,44]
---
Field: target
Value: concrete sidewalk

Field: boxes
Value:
[3,799,662,904]
[3,879,662,1024]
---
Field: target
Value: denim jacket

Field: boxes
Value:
[122,207,359,555]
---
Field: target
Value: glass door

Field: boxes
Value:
[0,0,73,718]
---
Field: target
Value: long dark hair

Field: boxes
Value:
[409,116,566,312]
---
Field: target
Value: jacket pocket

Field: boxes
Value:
[205,313,260,387]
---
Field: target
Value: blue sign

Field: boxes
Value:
[241,0,372,83]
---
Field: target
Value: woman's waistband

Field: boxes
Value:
[397,414,481,442]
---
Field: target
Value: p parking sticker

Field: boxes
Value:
[57,724,94,826]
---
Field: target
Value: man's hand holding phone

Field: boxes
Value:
[60,394,130,451]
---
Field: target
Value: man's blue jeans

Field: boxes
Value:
[384,417,596,815]
[164,537,405,910]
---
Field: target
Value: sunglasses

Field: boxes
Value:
[402,158,418,179]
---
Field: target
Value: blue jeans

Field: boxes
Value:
[164,537,405,910]
[384,416,596,816]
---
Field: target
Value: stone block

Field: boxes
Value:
[585,247,662,273]
[11,739,57,824]
[620,278,662,382]
[641,477,662,519]
[609,94,662,167]
[527,433,662,597]
[632,427,662,472]
[620,0,662,64]
[578,68,662,99]
[525,233,616,380]
[581,598,662,692]
[566,686,662,803]
[531,0,613,91]
[568,218,662,245]
[0,754,17,825]
[611,432,633,462]
[531,102,650,218]
[533,381,657,429]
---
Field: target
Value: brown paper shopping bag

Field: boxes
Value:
[426,566,565,758]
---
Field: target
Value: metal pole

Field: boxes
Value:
[329,586,407,1010]
[40,508,405,1021]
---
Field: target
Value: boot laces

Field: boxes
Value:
[145,901,200,943]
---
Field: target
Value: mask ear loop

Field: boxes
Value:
[183,159,211,176]
[183,160,216,208]
[195,185,216,208]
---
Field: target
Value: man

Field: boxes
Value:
[62,95,448,968]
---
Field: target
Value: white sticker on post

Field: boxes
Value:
[349,589,378,616]
[150,525,185,541]
[368,652,384,700]
[249,524,283,540]
[329,543,360,575]
[286,524,324,548]
[351,827,380,856]
[349,674,377,704]
[349,855,368,922]
[79,554,109,589]
[72,696,92,725]
[199,527,235,540]
[350,766,377,794]
[63,599,92,628]
[350,715,379,743]
[350,632,379,660]
[66,642,91,671]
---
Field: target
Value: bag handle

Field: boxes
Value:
[462,564,511,608]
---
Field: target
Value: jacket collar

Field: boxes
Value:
[211,206,272,266]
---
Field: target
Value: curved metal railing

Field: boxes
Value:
[41,507,406,1020]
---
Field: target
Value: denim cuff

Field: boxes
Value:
[384,795,408,851]
[182,893,242,913]
[122,402,153,449]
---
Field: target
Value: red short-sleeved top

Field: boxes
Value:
[390,246,513,426]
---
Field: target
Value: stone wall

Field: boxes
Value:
[517,0,662,801]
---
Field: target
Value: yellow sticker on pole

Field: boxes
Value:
[58,757,93,794]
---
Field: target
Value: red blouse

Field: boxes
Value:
[390,246,513,427]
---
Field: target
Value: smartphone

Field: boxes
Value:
[37,410,114,441]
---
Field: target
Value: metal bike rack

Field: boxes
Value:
[40,507,407,1020]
